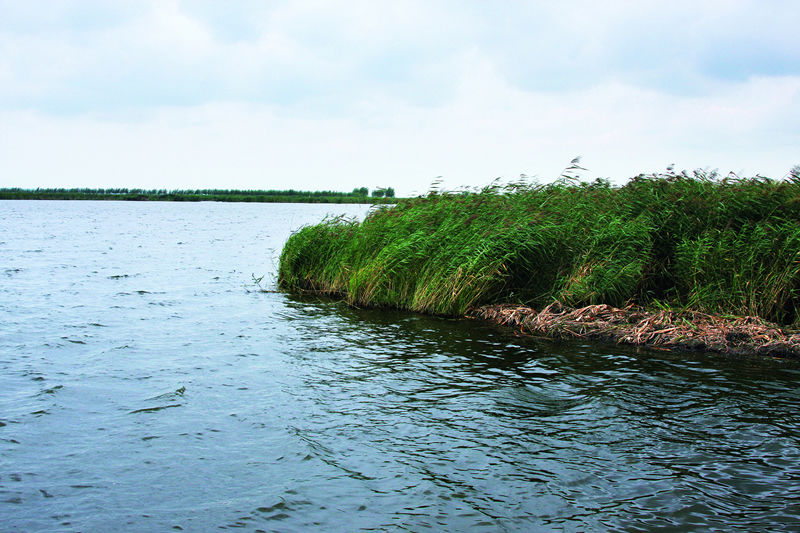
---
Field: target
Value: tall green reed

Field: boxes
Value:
[279,169,800,325]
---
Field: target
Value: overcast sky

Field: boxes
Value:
[1,1,798,196]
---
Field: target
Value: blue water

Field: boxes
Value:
[1,200,799,531]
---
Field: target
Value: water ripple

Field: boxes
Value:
[2,201,799,531]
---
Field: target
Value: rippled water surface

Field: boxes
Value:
[1,200,799,532]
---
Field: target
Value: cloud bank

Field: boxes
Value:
[1,1,798,194]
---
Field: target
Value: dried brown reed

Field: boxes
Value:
[468,302,800,358]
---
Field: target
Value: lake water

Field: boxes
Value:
[1,200,799,532]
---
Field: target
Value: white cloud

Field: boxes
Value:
[0,1,798,193]
[2,58,797,195]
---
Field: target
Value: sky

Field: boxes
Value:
[1,1,798,196]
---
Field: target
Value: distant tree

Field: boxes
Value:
[353,187,369,197]
[385,187,395,198]
[371,188,386,198]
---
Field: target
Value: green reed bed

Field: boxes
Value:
[279,169,800,326]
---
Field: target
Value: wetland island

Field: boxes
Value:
[279,169,800,358]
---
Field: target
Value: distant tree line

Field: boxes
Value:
[352,187,395,198]
[371,187,395,198]
[0,187,398,203]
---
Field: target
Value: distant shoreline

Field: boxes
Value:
[0,188,397,204]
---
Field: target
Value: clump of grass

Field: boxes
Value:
[278,167,800,326]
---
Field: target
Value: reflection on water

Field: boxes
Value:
[1,200,799,531]
[280,299,800,531]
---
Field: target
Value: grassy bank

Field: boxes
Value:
[278,169,800,328]
[0,187,396,204]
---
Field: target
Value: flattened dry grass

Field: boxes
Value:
[279,168,800,328]
[469,303,800,358]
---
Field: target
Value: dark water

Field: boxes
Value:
[1,201,799,532]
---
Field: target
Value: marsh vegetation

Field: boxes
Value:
[279,168,800,330]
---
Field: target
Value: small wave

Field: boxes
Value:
[147,301,177,307]
[130,387,186,414]
[111,344,133,351]
[129,403,182,414]
[145,386,186,402]
[255,500,292,521]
